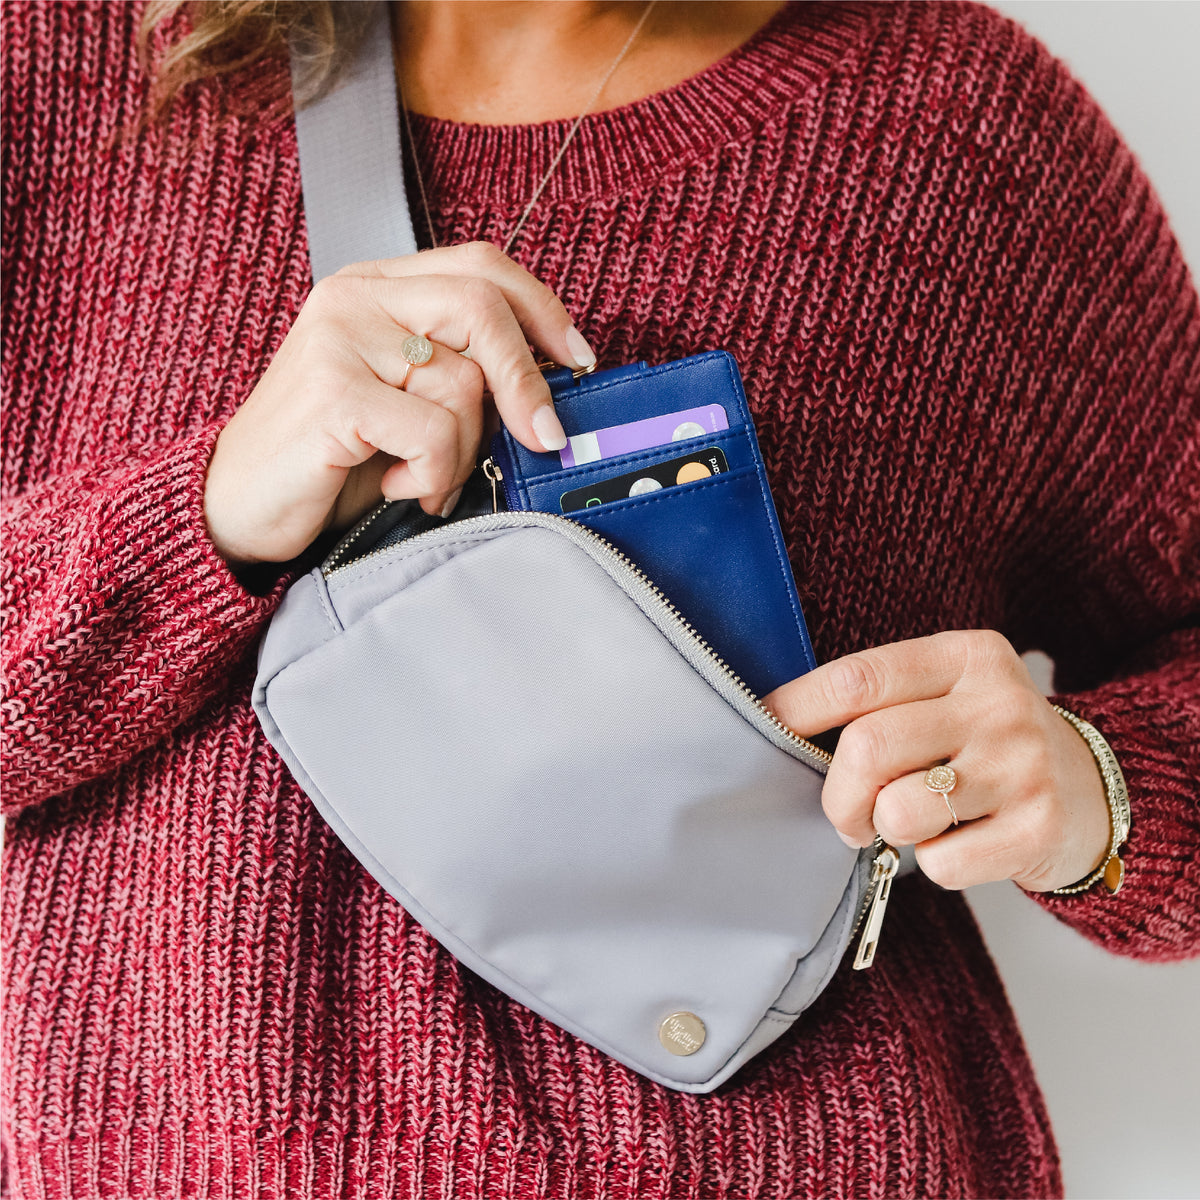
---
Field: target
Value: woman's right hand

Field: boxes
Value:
[204,241,595,566]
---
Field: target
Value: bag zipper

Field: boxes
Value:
[850,839,900,969]
[324,471,899,968]
[322,501,395,574]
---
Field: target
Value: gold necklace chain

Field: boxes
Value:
[399,1,658,255]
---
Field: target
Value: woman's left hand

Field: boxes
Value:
[763,630,1111,892]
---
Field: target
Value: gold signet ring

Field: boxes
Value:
[399,334,434,388]
[924,764,960,826]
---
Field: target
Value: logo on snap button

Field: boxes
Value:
[659,1011,706,1056]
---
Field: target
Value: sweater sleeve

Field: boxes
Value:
[989,22,1200,960]
[1,1,298,812]
[1039,648,1200,960]
[0,428,282,813]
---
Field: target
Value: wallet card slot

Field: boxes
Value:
[513,422,753,488]
[549,351,747,434]
[495,350,754,487]
[517,427,756,512]
[564,459,757,515]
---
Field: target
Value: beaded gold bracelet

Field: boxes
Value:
[1049,705,1131,895]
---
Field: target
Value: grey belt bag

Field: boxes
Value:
[253,505,897,1092]
[254,6,898,1092]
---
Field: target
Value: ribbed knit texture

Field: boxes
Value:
[3,3,1198,1197]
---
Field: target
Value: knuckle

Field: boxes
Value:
[305,359,355,408]
[306,274,357,318]
[874,789,923,845]
[962,628,1018,676]
[991,685,1042,739]
[447,352,486,398]
[282,338,360,414]
[420,402,458,449]
[836,717,890,777]
[411,447,457,494]
[501,354,546,400]
[915,845,970,891]
[928,861,969,892]
[334,391,379,445]
[825,653,886,711]
[526,275,571,320]
[819,777,859,835]
[482,348,546,409]
[458,239,506,274]
[458,275,507,323]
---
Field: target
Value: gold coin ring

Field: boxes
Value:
[924,764,960,826]
[399,334,434,388]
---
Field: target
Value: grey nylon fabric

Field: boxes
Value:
[290,1,417,283]
[254,514,868,1092]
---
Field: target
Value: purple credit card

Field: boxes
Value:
[559,403,728,468]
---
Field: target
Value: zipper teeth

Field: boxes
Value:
[617,558,831,765]
[322,503,395,575]
[847,836,891,945]
[607,548,830,764]
[325,509,832,767]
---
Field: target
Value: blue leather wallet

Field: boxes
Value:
[489,351,817,696]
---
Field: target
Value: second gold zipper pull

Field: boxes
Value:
[482,458,503,514]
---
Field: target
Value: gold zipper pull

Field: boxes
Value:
[852,843,900,970]
[482,458,503,514]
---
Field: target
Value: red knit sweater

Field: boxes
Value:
[3,3,1198,1197]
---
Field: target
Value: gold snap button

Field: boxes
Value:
[658,1011,706,1056]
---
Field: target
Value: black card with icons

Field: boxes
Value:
[559,447,729,513]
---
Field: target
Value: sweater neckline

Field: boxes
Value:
[403,1,874,215]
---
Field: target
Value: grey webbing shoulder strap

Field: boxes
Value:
[290,1,417,283]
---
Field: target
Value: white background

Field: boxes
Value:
[974,5,1199,1198]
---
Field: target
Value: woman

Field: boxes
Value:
[3,2,1197,1197]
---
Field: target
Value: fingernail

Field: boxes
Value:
[439,488,463,519]
[837,831,862,850]
[564,325,596,369]
[532,405,568,452]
